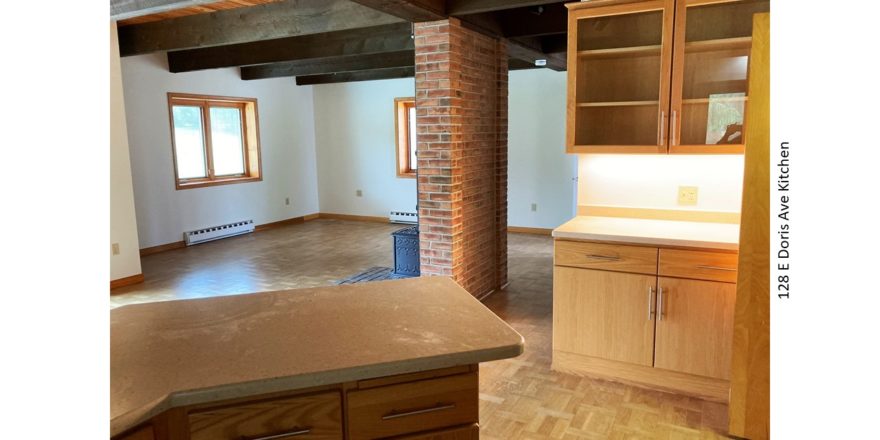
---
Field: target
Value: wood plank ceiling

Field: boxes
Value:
[112,0,569,85]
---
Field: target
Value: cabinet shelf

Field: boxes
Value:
[577,100,659,107]
[684,37,752,53]
[577,45,662,59]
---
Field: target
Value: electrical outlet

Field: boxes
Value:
[678,186,698,206]
[112,243,120,255]
[285,197,290,206]
[531,203,537,212]
[356,189,363,197]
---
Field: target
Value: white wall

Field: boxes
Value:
[313,78,418,217]
[110,22,142,280]
[121,53,320,248]
[311,70,575,229]
[508,69,576,229]
[578,154,745,213]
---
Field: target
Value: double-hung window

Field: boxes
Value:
[167,93,262,189]
[394,97,417,178]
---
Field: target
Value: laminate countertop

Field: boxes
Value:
[110,277,523,437]
[552,216,740,251]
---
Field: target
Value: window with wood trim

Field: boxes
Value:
[394,97,417,178]
[167,93,262,189]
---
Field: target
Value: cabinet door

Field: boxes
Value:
[654,277,736,379]
[553,266,657,366]
[669,0,770,153]
[566,0,675,153]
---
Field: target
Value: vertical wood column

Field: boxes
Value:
[414,18,508,298]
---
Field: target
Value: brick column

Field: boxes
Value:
[414,18,508,298]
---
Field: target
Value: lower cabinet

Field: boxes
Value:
[553,266,656,366]
[653,277,736,380]
[552,239,738,400]
[114,366,479,440]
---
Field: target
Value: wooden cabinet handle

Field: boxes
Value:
[382,403,455,420]
[245,428,312,440]
[585,254,620,261]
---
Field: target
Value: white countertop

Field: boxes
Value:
[552,216,740,250]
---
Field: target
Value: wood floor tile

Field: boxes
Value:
[111,219,731,439]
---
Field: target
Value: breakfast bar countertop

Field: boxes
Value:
[552,215,740,251]
[110,277,523,437]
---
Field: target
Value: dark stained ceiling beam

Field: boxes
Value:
[493,3,567,38]
[118,0,403,56]
[110,0,215,21]
[167,23,413,72]
[540,33,567,54]
[242,50,415,80]
[296,67,416,85]
[349,0,445,21]
[507,38,566,71]
[446,0,565,16]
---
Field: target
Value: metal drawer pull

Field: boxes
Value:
[585,254,620,261]
[658,110,667,146]
[647,286,655,321]
[246,428,311,440]
[382,403,456,420]
[670,110,678,146]
[696,265,736,272]
[657,287,665,321]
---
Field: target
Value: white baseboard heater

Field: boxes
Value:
[184,220,255,246]
[389,211,418,224]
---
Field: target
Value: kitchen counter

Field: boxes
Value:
[552,215,739,250]
[110,277,523,437]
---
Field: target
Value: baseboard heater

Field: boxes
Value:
[184,220,255,246]
[389,211,418,224]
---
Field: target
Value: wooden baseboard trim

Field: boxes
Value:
[552,350,729,402]
[110,273,144,291]
[254,215,306,232]
[508,226,553,235]
[139,241,185,257]
[318,213,389,223]
[304,213,320,221]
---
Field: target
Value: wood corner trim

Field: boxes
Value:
[111,273,145,291]
[507,226,553,236]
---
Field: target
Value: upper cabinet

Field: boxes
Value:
[566,0,770,154]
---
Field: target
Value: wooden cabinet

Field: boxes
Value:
[114,367,479,440]
[566,0,769,154]
[552,239,738,400]
[553,266,656,366]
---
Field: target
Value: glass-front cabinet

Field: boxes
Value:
[566,0,770,154]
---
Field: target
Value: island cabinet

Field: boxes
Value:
[565,0,769,154]
[552,240,738,401]
[114,366,480,440]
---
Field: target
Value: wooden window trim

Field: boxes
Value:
[167,92,262,190]
[394,97,416,179]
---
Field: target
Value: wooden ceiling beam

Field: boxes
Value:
[241,51,415,80]
[507,38,566,71]
[446,0,565,16]
[167,23,413,72]
[493,3,567,38]
[118,0,403,56]
[349,0,445,22]
[540,33,567,54]
[111,0,216,21]
[295,67,416,85]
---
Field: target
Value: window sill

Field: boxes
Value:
[397,171,417,179]
[176,176,262,190]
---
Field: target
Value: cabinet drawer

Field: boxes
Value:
[394,423,479,439]
[188,391,343,440]
[658,249,738,283]
[554,240,658,275]
[347,372,478,440]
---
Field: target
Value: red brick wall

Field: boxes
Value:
[414,18,508,297]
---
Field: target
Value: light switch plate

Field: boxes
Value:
[678,186,698,206]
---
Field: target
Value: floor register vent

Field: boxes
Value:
[184,220,255,246]
[389,211,418,224]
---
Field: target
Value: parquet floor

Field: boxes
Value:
[111,219,730,439]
